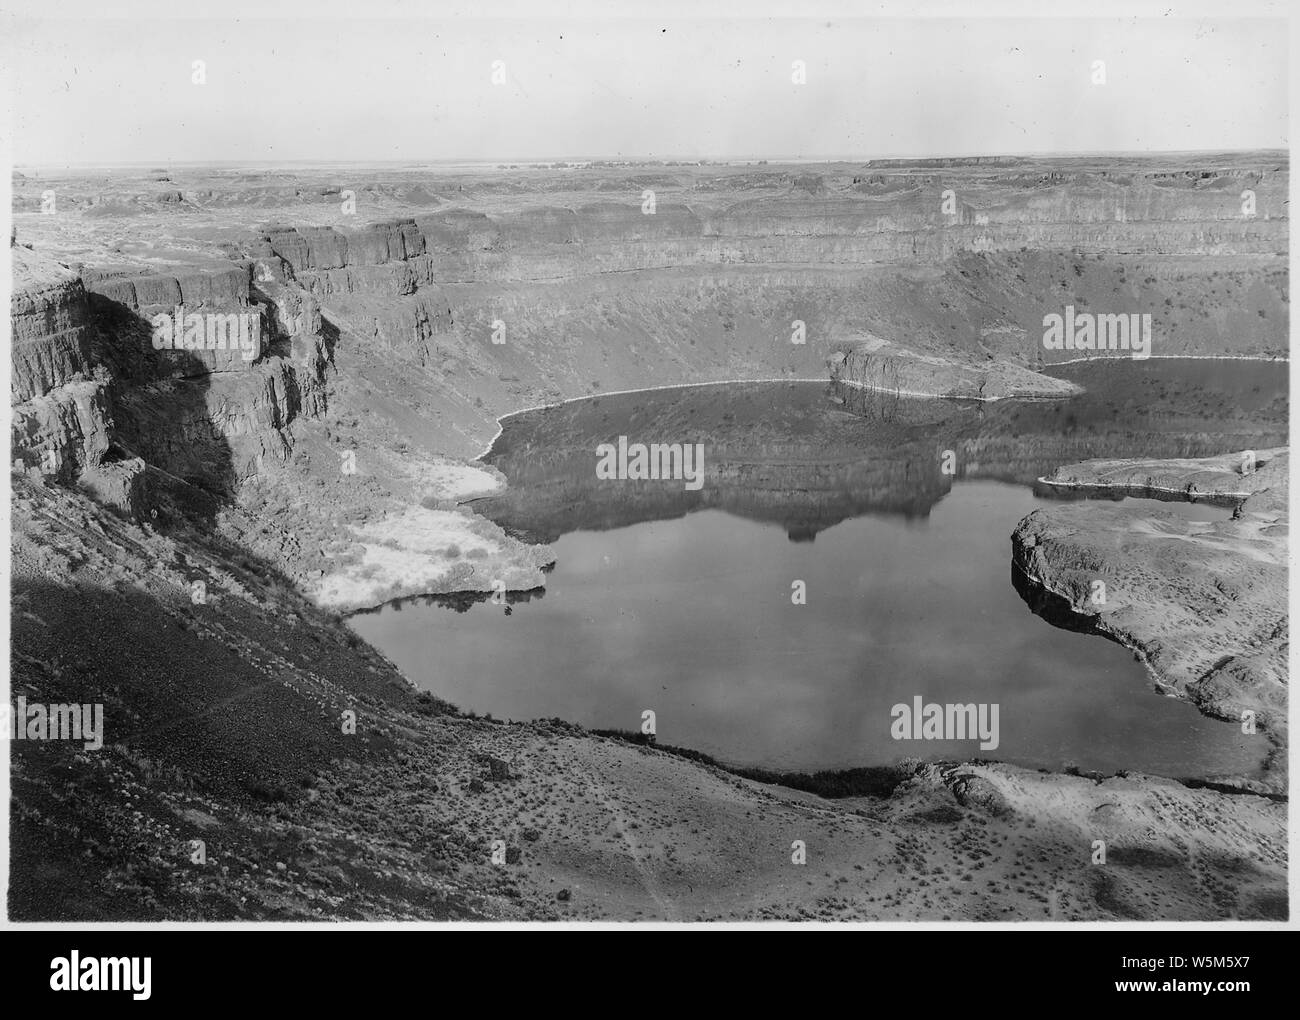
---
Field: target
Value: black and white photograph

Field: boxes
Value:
[0,0,1293,949]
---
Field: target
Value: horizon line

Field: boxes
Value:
[11,146,1291,172]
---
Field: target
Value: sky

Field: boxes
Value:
[0,8,1289,165]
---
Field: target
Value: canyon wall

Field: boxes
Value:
[246,167,1286,380]
[10,242,332,520]
[9,156,1289,596]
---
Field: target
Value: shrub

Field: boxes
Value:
[245,778,293,804]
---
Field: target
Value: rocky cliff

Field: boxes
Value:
[11,247,112,485]
[220,180,1286,443]
[1011,450,1289,792]
[10,241,333,523]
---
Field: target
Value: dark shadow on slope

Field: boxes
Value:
[83,289,239,529]
[7,569,408,921]
[1010,562,1108,638]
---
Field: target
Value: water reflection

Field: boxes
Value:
[473,361,1285,543]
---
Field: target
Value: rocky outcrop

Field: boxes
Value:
[829,334,1080,400]
[1011,450,1288,791]
[11,246,97,402]
[10,248,115,485]
[252,224,452,365]
[10,245,334,513]
[11,379,113,483]
[1035,451,1284,505]
[81,263,266,376]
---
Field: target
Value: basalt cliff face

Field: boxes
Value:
[11,243,330,525]
[16,159,1288,409]
[11,248,109,484]
[10,238,549,609]
[233,170,1288,430]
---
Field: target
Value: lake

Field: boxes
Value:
[351,360,1287,780]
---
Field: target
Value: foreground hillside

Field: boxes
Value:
[10,476,1286,920]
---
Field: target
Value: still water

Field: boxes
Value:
[352,361,1286,779]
